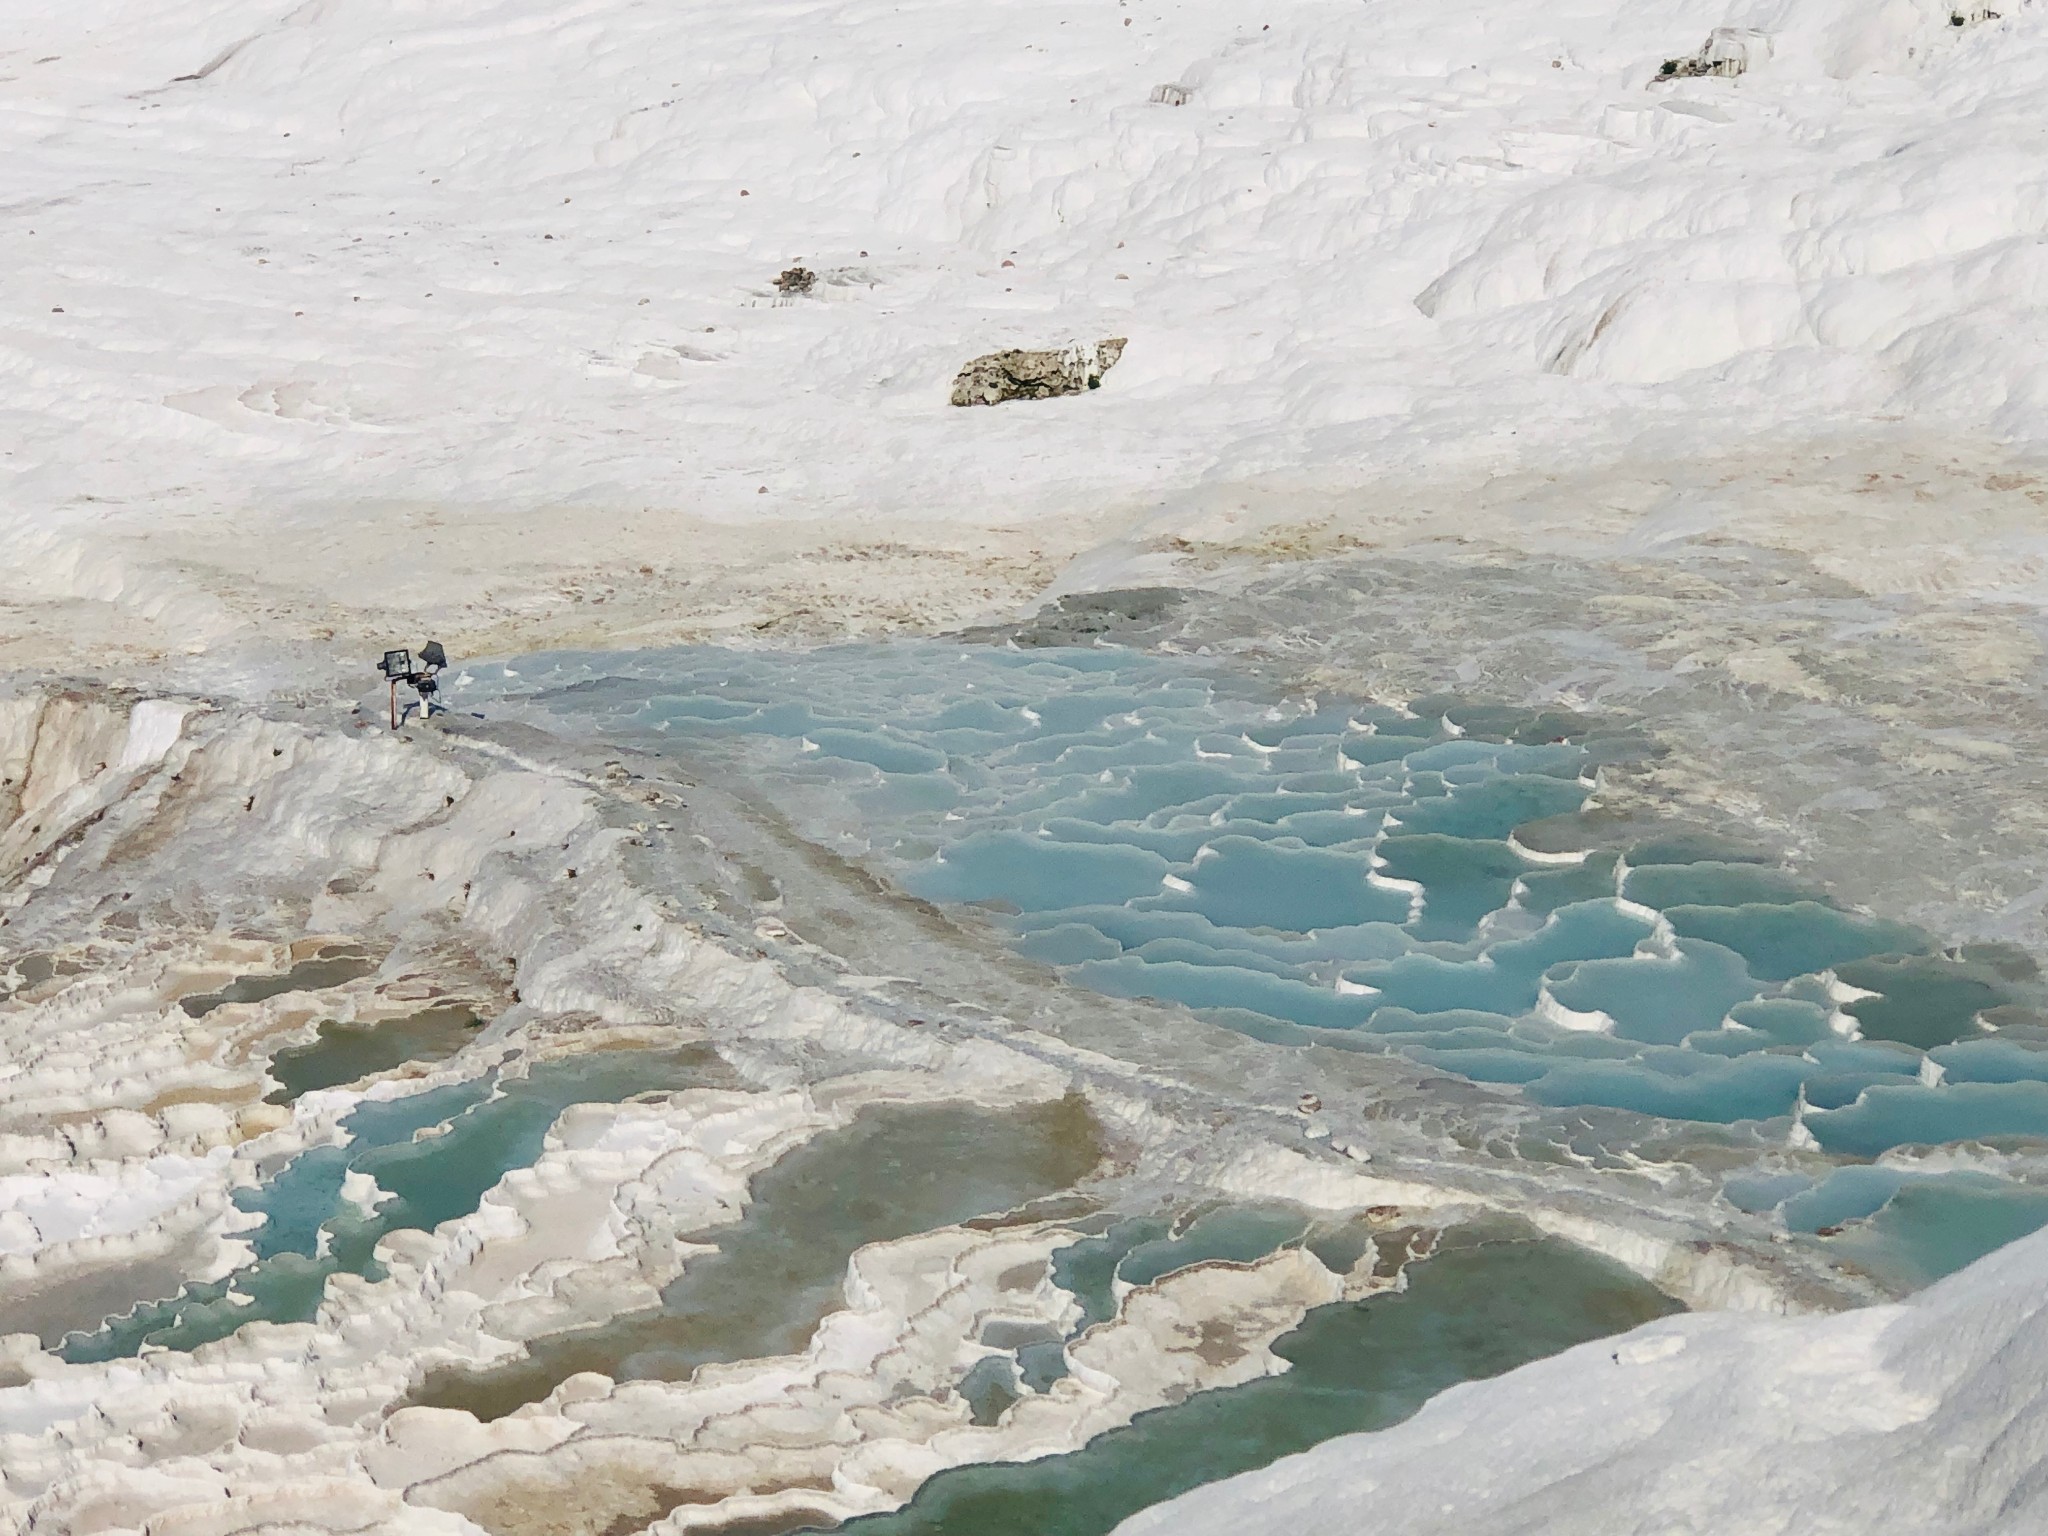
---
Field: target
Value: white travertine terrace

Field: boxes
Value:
[0,691,1566,1536]
[10,0,2048,1525]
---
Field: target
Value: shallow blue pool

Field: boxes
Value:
[60,1048,721,1360]
[461,641,2048,1278]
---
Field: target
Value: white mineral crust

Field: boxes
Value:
[9,0,2048,1531]
[1,0,2047,667]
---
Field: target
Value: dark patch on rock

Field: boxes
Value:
[949,338,1127,406]
[1659,29,1761,78]
[958,587,1187,648]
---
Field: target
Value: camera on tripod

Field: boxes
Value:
[378,641,450,727]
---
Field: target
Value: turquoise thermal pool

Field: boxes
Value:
[264,1003,486,1103]
[460,641,2048,1278]
[60,1047,726,1361]
[842,1224,1677,1536]
[407,1094,1104,1421]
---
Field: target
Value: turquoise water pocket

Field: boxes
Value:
[466,643,2048,1282]
[61,1049,725,1361]
[838,1231,1678,1536]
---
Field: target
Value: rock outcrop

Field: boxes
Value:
[1659,27,1767,79]
[949,338,1127,406]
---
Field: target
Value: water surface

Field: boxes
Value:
[838,1228,1678,1536]
[180,945,379,1017]
[61,1047,725,1361]
[409,1094,1103,1420]
[266,1004,486,1103]
[462,643,2048,1286]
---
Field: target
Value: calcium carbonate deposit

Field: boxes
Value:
[9,1,2048,1534]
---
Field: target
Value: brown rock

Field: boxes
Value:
[949,337,1128,406]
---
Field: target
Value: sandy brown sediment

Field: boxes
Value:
[1,437,2042,688]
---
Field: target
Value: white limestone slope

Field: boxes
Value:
[5,0,2048,664]
[1121,1219,2048,1536]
